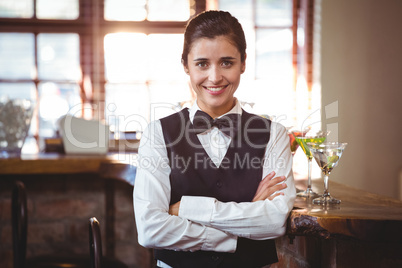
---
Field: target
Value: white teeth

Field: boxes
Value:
[206,86,225,92]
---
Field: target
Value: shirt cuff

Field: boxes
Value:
[201,226,238,253]
[179,195,215,224]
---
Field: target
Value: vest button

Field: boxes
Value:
[211,255,220,261]
[216,181,222,188]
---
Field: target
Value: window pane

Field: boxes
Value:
[148,81,193,120]
[0,83,36,100]
[104,33,148,83]
[0,33,35,80]
[37,34,81,81]
[105,83,149,132]
[38,82,81,137]
[256,29,292,79]
[105,33,185,83]
[256,0,292,27]
[148,0,190,21]
[148,34,185,80]
[0,0,33,18]
[36,0,79,20]
[104,0,146,21]
[253,29,293,125]
[219,0,253,22]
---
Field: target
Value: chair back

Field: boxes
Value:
[12,181,27,268]
[89,217,102,268]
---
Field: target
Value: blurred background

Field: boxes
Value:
[0,0,401,200]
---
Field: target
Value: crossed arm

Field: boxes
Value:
[169,171,288,216]
[133,120,296,252]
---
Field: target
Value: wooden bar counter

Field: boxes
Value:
[0,152,137,181]
[275,175,402,267]
[290,177,402,242]
[1,153,402,267]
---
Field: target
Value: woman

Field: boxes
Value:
[134,10,296,268]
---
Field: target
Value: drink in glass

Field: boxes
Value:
[293,130,329,197]
[308,142,347,205]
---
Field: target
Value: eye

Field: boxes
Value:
[196,61,208,68]
[221,60,233,68]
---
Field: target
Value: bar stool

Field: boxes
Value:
[89,217,129,268]
[12,180,89,268]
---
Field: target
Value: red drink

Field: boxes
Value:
[288,132,300,155]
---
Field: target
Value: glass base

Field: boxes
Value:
[313,195,341,205]
[297,188,319,198]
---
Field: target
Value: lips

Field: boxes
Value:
[204,85,227,95]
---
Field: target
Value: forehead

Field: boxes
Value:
[189,36,240,59]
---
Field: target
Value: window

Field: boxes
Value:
[0,0,201,153]
[1,0,317,153]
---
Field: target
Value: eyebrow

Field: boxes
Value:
[193,58,208,62]
[193,56,237,62]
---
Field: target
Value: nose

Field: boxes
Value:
[208,66,223,84]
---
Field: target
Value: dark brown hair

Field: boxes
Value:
[181,10,247,66]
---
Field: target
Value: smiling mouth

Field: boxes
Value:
[204,85,227,93]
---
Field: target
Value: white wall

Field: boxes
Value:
[320,0,402,199]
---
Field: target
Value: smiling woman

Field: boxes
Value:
[133,10,296,268]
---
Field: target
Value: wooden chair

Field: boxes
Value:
[89,217,129,268]
[12,181,89,268]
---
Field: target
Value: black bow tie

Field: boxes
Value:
[192,110,240,137]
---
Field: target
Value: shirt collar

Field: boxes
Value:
[189,98,242,123]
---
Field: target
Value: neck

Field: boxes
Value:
[198,99,236,119]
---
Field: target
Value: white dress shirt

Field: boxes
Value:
[133,100,296,268]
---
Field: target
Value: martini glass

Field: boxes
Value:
[308,142,347,205]
[293,130,329,197]
[289,129,309,156]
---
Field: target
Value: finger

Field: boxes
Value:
[255,171,276,194]
[268,192,284,201]
[253,182,287,201]
[263,171,276,181]
[272,175,286,183]
[253,174,287,202]
[263,182,287,198]
[263,176,286,188]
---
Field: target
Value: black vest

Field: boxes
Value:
[155,108,278,268]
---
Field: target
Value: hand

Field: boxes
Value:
[252,172,287,202]
[169,201,181,216]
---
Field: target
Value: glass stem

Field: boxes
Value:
[323,174,329,197]
[307,158,312,189]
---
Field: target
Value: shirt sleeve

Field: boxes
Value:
[178,122,296,240]
[133,120,237,253]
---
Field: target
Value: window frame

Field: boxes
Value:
[0,0,206,141]
[0,0,315,141]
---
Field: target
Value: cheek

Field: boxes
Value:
[227,71,242,84]
[188,70,204,85]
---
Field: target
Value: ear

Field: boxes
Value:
[182,59,190,75]
[241,53,247,74]
[183,65,190,75]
